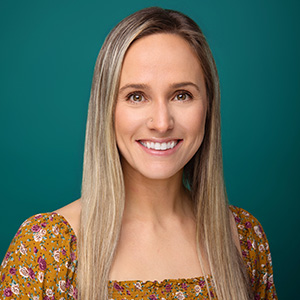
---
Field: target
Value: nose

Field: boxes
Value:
[147,100,174,132]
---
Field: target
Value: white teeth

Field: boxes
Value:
[140,140,179,150]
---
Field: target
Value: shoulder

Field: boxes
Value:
[230,205,264,233]
[229,205,268,256]
[54,198,81,237]
[1,211,78,272]
[230,205,268,250]
[7,211,77,252]
[0,208,78,299]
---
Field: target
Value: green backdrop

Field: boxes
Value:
[1,0,299,298]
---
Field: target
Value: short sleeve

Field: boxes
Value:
[0,213,78,299]
[230,206,277,300]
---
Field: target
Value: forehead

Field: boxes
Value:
[119,33,204,87]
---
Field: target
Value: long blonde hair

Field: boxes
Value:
[79,7,253,300]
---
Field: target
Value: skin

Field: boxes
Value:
[110,33,208,280]
[55,33,242,282]
[115,34,207,183]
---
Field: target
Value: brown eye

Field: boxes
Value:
[129,93,144,102]
[175,92,191,101]
[177,93,186,100]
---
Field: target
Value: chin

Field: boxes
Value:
[137,167,183,181]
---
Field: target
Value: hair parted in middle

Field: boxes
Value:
[79,6,253,300]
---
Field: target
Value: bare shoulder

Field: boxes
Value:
[54,199,81,237]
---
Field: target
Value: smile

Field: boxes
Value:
[139,140,180,151]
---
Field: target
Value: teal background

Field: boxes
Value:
[1,0,299,298]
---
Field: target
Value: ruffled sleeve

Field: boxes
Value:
[230,206,277,300]
[0,213,78,299]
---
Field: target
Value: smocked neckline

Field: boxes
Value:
[109,275,212,286]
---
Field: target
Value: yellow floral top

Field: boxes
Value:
[0,206,277,299]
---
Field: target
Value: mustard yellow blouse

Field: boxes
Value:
[0,206,277,299]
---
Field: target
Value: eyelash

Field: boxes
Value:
[174,91,193,101]
[125,90,193,104]
[126,92,145,104]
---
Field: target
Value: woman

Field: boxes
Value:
[0,7,276,300]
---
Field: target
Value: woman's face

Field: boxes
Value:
[115,33,207,180]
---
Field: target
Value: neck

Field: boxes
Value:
[122,167,193,224]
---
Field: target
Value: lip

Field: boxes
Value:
[136,139,182,156]
[138,138,180,143]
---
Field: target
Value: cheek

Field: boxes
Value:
[114,104,143,147]
[182,104,207,142]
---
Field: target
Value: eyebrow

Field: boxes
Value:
[171,82,201,92]
[119,83,149,94]
[118,82,201,94]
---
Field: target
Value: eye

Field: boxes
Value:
[127,92,145,103]
[174,91,192,101]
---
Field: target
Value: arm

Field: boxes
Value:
[230,206,277,300]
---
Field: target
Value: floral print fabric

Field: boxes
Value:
[109,277,216,299]
[0,213,77,299]
[0,206,277,299]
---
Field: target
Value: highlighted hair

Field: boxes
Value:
[79,7,253,300]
